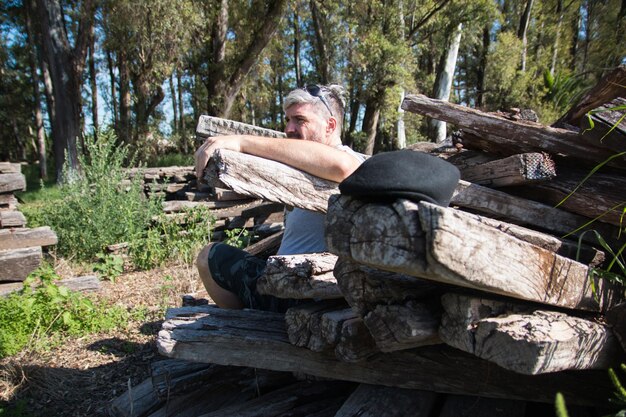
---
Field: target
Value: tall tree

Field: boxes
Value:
[518,0,534,71]
[36,0,96,180]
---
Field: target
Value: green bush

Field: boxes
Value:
[28,130,162,263]
[0,265,129,358]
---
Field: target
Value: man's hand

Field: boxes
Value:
[194,136,243,181]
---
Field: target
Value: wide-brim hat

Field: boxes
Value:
[338,150,460,206]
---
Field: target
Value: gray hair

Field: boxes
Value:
[283,84,346,128]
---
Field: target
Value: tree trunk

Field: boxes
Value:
[292,8,302,87]
[430,23,463,143]
[362,97,381,155]
[118,50,131,145]
[582,0,593,75]
[106,49,117,128]
[177,68,186,152]
[89,26,98,140]
[395,0,406,149]
[169,73,178,134]
[37,0,95,181]
[570,5,581,70]
[550,0,564,76]
[517,0,534,71]
[476,25,490,108]
[25,0,47,179]
[310,0,330,84]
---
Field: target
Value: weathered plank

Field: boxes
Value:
[450,180,621,246]
[196,115,286,141]
[459,152,556,187]
[334,384,438,417]
[439,293,623,374]
[0,173,26,193]
[162,199,256,213]
[56,275,101,293]
[326,196,618,311]
[0,194,18,210]
[0,211,27,228]
[363,300,441,352]
[246,231,284,258]
[204,149,338,213]
[0,246,42,281]
[0,226,58,250]
[125,166,195,182]
[257,253,341,299]
[212,187,253,201]
[0,281,24,296]
[401,93,626,170]
[0,162,21,174]
[333,258,443,316]
[156,304,614,405]
[109,377,161,417]
[284,300,348,351]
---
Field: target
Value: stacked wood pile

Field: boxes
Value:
[112,69,626,416]
[0,162,58,295]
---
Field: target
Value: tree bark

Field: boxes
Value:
[177,68,186,151]
[550,0,564,76]
[476,25,490,108]
[310,0,330,84]
[118,50,131,145]
[88,25,98,140]
[169,73,178,135]
[105,49,117,128]
[362,96,382,155]
[292,8,303,87]
[36,0,95,181]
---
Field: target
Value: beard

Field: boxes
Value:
[286,132,303,139]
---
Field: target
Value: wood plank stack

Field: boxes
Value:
[0,163,57,294]
[124,73,626,415]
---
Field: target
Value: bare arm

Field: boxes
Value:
[195,135,361,183]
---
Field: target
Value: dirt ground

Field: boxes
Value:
[0,261,207,417]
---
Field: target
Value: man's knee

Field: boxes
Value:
[196,242,216,277]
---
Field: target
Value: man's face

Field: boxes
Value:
[284,103,330,145]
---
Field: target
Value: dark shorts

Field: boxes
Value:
[207,243,303,313]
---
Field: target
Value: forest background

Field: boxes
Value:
[1,0,625,182]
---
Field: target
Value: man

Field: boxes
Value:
[195,84,364,312]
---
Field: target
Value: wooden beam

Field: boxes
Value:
[204,149,338,213]
[458,153,556,187]
[196,115,286,141]
[0,194,18,210]
[246,231,284,258]
[0,173,26,193]
[0,162,21,174]
[0,246,41,281]
[156,304,613,405]
[401,94,626,170]
[257,253,341,299]
[162,199,257,214]
[326,196,618,312]
[0,226,57,250]
[439,293,623,375]
[0,210,27,228]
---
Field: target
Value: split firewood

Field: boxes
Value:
[257,253,341,299]
[0,226,57,250]
[156,304,613,405]
[196,115,285,141]
[326,196,619,312]
[334,385,438,417]
[0,246,42,281]
[439,293,622,374]
[0,210,26,228]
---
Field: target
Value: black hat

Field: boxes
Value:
[338,150,460,206]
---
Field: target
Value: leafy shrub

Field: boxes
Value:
[93,253,125,282]
[0,265,129,358]
[28,130,162,263]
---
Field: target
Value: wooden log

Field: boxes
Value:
[0,246,42,281]
[0,281,24,296]
[333,258,443,316]
[156,304,614,405]
[0,226,57,250]
[326,196,618,312]
[56,275,101,292]
[334,384,438,417]
[334,317,379,363]
[0,162,21,174]
[246,231,284,258]
[109,377,161,417]
[512,167,626,227]
[212,187,253,201]
[211,200,281,220]
[439,293,623,374]
[196,115,286,140]
[363,300,441,352]
[204,149,338,213]
[451,180,621,246]
[0,173,26,193]
[257,253,341,299]
[439,395,526,417]
[125,166,195,182]
[284,300,347,351]
[572,97,626,156]
[458,152,556,187]
[0,211,27,228]
[401,93,626,170]
[554,65,626,127]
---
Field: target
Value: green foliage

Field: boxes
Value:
[145,152,194,168]
[223,228,250,249]
[554,393,569,417]
[608,364,626,416]
[0,265,129,358]
[543,70,589,112]
[26,130,162,263]
[93,253,125,282]
[129,207,215,270]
